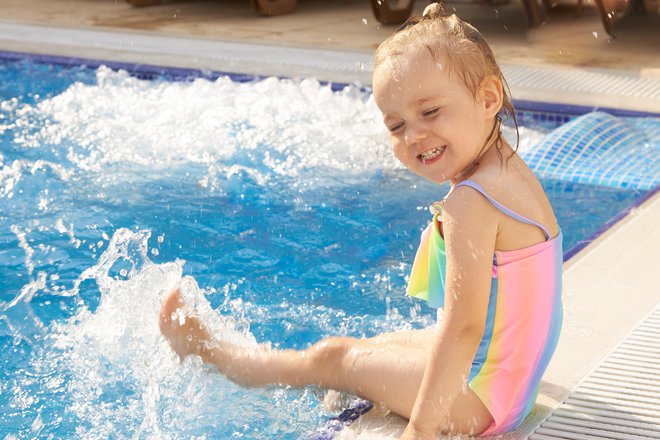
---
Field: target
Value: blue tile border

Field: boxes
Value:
[563,183,660,261]
[307,400,374,440]
[0,49,361,92]
[513,99,660,120]
[2,49,660,117]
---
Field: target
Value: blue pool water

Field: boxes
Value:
[0,58,656,438]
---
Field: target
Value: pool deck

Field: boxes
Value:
[2,0,660,438]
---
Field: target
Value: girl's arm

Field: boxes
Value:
[404,186,498,438]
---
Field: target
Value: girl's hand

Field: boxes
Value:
[399,423,436,440]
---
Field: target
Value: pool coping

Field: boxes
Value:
[2,21,660,439]
[2,20,660,113]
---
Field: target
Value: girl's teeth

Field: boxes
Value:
[420,147,443,160]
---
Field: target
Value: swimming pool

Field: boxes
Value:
[0,55,658,439]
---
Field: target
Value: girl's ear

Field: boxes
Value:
[479,75,503,119]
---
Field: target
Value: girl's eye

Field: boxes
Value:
[423,108,439,117]
[388,123,404,133]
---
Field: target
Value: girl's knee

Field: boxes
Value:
[307,336,355,372]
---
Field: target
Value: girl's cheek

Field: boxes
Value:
[392,143,406,161]
[391,141,401,157]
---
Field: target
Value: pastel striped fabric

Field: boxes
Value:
[407,182,563,435]
[406,209,446,309]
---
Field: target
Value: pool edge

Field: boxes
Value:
[2,20,660,113]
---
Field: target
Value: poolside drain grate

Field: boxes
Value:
[530,303,660,440]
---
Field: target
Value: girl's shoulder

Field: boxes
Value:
[458,162,559,244]
[443,158,515,209]
[441,179,500,224]
[462,153,545,205]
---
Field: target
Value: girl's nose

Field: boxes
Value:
[404,124,428,145]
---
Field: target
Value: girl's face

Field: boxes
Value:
[373,50,497,185]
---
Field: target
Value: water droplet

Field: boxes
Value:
[362,18,368,25]
[592,31,599,38]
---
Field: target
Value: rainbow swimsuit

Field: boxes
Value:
[407,180,563,435]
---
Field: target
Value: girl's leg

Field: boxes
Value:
[158,289,492,435]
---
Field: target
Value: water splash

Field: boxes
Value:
[10,225,36,276]
[12,68,397,179]
[20,228,280,437]
[20,228,415,437]
[0,159,70,199]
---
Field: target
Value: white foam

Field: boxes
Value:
[503,125,547,156]
[13,68,397,179]
[6,67,554,196]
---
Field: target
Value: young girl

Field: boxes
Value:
[159,3,563,438]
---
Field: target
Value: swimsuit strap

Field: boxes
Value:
[454,180,551,240]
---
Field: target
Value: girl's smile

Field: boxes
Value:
[419,145,446,165]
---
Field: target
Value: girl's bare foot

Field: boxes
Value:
[158,288,218,363]
[158,288,286,388]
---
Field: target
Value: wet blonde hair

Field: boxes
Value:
[374,2,519,149]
